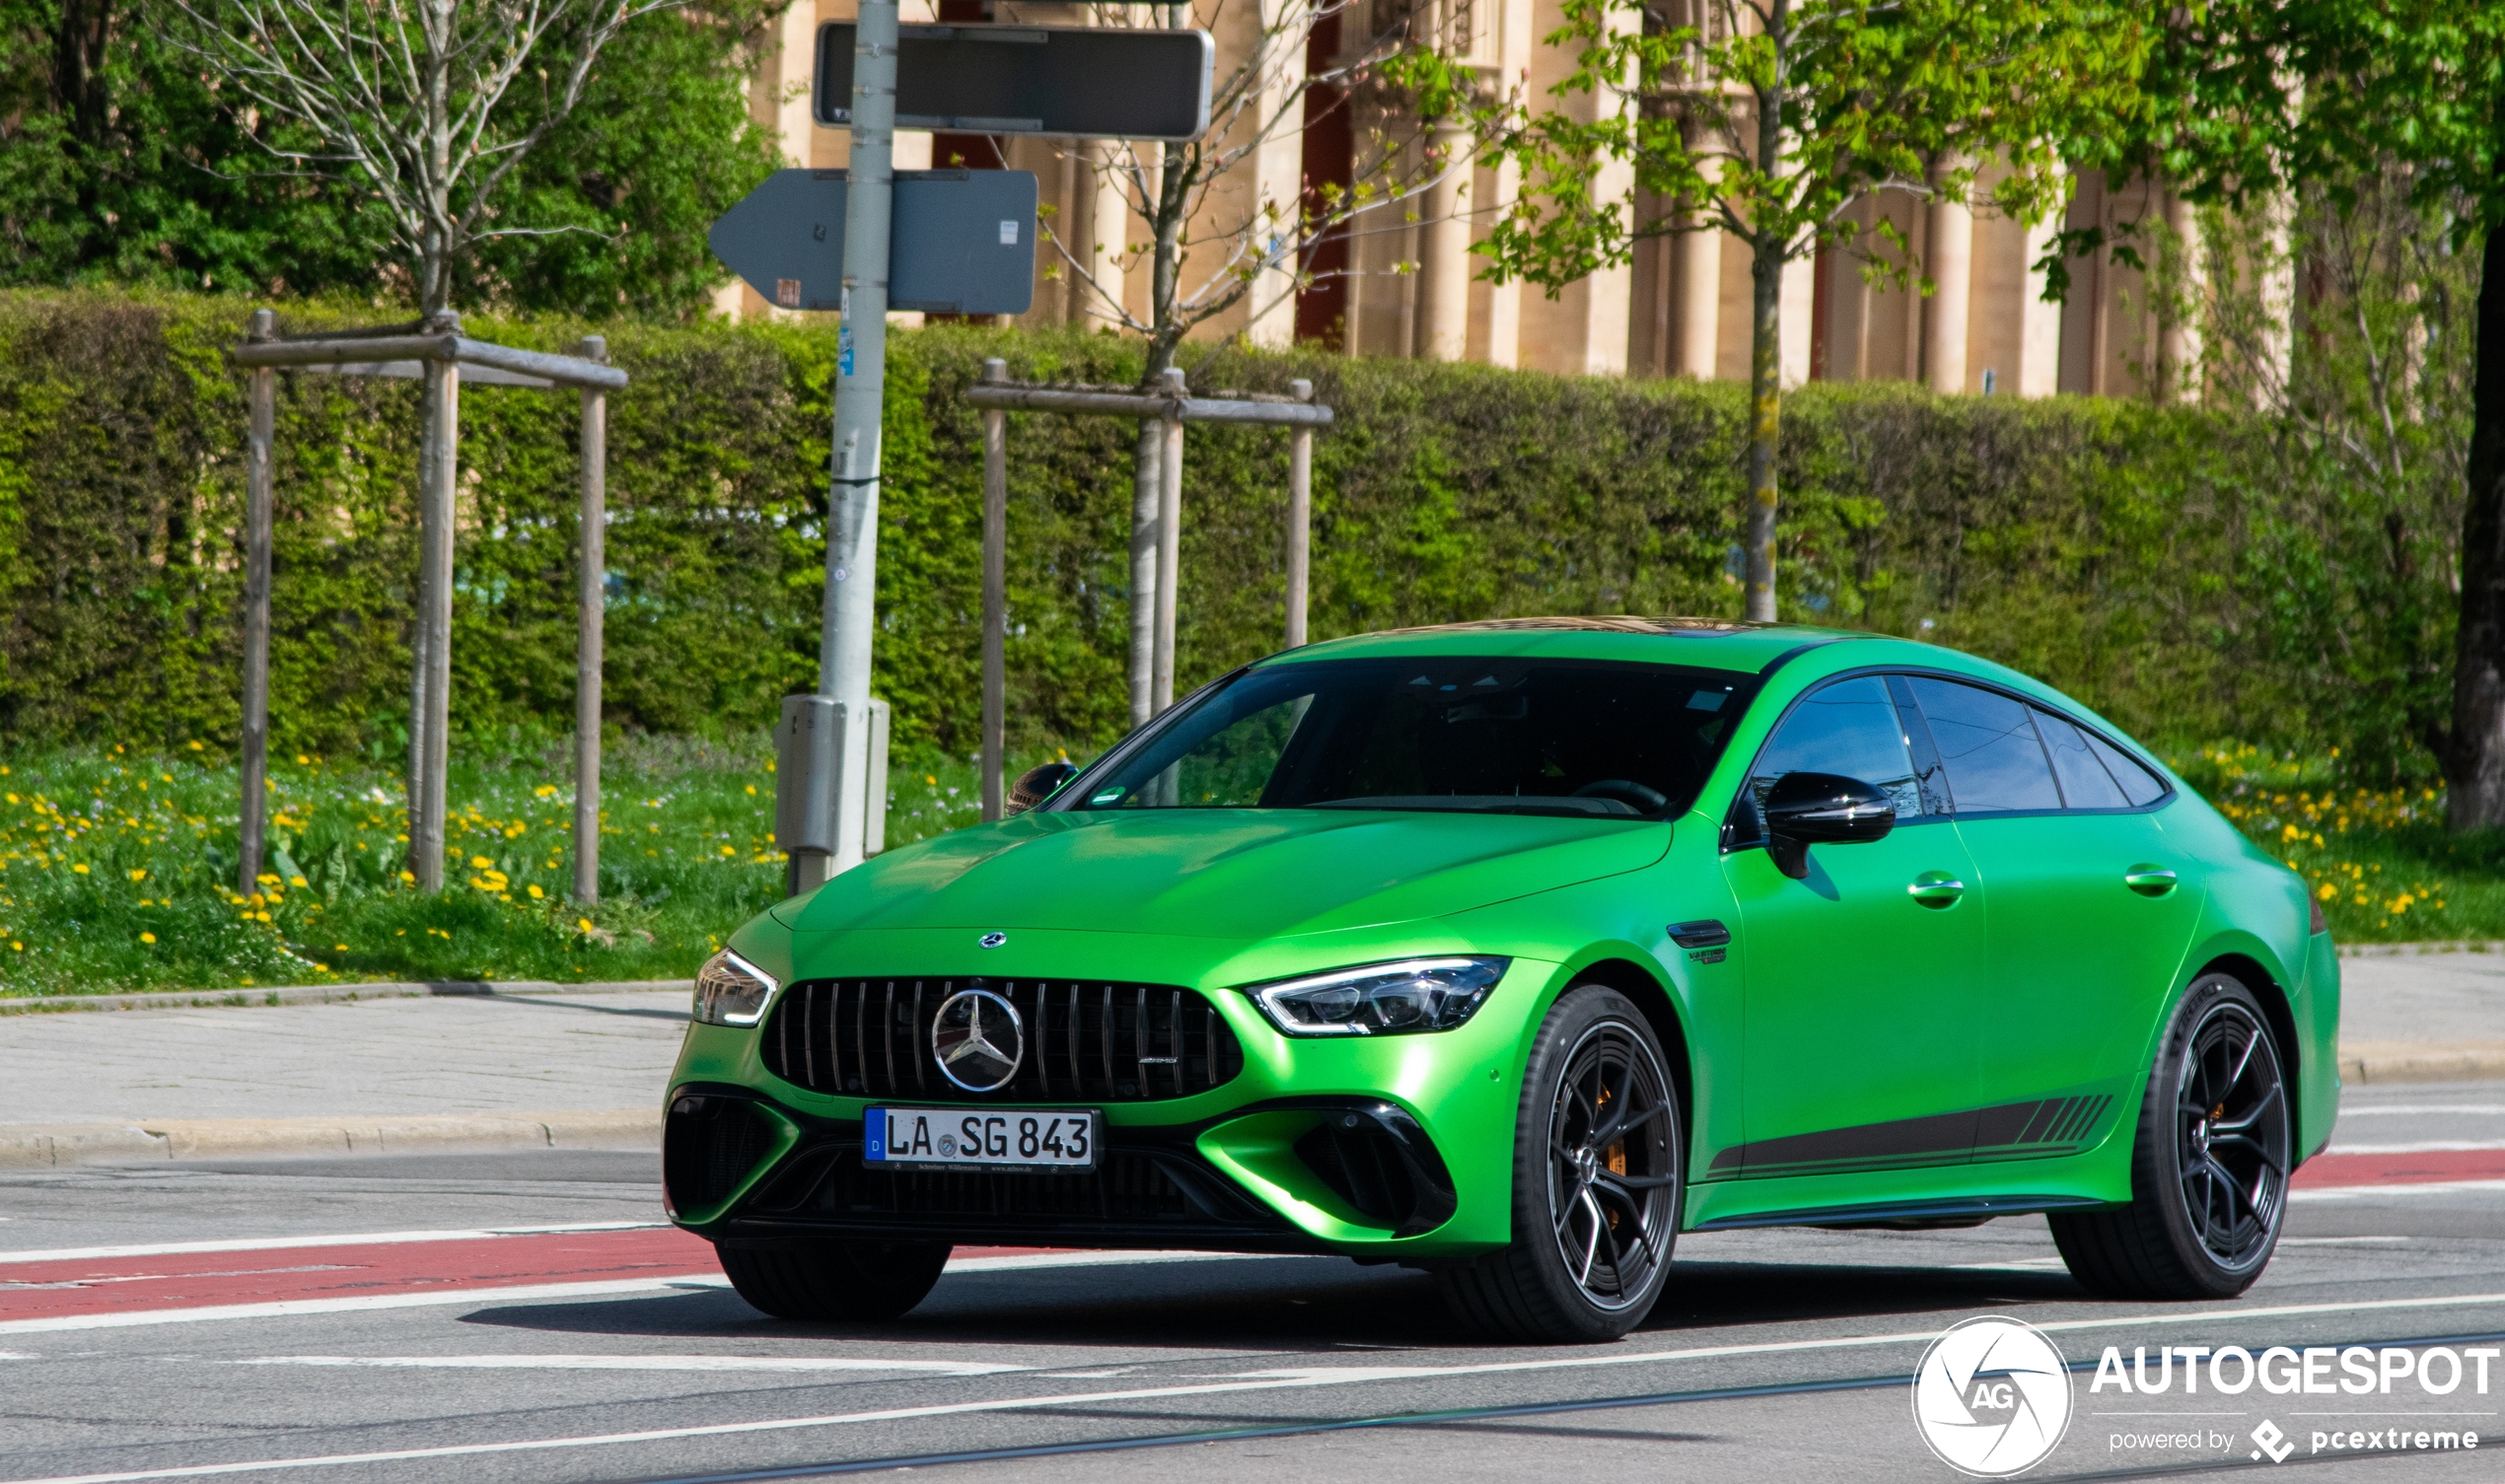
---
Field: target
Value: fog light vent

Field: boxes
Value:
[664,1095,775,1215]
[1296,1115,1423,1229]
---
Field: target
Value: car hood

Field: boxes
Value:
[776,809,1672,942]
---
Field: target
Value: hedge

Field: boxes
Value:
[0,289,2304,766]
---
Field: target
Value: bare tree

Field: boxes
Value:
[1041,0,1452,377]
[174,0,689,316]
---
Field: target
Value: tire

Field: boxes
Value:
[2050,973,2292,1301]
[717,1238,953,1321]
[1436,985,1682,1343]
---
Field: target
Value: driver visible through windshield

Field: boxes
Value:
[1061,657,1757,819]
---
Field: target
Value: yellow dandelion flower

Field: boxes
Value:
[471,856,493,869]
[528,883,544,899]
[71,863,88,875]
[745,784,756,796]
[578,917,594,932]
[289,875,307,888]
[139,932,156,945]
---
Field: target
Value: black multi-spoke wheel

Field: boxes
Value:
[2051,974,2292,1301]
[1437,985,1682,1342]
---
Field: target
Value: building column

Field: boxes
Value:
[2018,178,2067,396]
[1481,152,1523,367]
[2160,188,2204,404]
[1073,140,1130,326]
[1921,173,1973,392]
[1413,119,1472,361]
[1670,202,1721,378]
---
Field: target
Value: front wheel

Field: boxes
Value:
[2050,973,2291,1300]
[717,1238,952,1320]
[1436,985,1682,1343]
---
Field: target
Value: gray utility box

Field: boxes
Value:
[707,169,1037,316]
[775,694,892,866]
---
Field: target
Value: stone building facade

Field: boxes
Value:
[723,0,2239,400]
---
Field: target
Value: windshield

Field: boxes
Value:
[1057,657,1757,819]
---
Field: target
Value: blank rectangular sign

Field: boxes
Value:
[815,23,1213,141]
[707,169,1037,317]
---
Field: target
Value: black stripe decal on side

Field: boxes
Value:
[1713,1094,2120,1176]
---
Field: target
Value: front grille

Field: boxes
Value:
[664,1096,775,1213]
[759,978,1245,1102]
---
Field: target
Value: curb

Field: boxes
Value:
[0,979,693,1017]
[0,1108,662,1168]
[2339,1041,2505,1086]
[2339,942,2505,958]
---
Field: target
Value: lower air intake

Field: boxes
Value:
[664,1095,775,1214]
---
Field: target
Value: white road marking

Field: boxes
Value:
[2294,1178,2505,1201]
[0,1249,1278,1336]
[13,1290,2505,1484]
[236,1355,1025,1376]
[0,1276,732,1336]
[2323,1142,2505,1155]
[0,1224,669,1266]
[2336,1105,2505,1116]
[2279,1237,2410,1245]
[1951,1257,2069,1271]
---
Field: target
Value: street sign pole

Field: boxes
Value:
[814,0,900,886]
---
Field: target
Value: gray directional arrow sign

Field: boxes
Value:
[815,23,1214,140]
[706,168,1037,316]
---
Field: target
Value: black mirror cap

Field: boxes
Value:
[1006,761,1080,816]
[1761,771,1896,879]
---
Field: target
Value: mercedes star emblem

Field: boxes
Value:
[978,931,1007,949]
[932,988,1024,1092]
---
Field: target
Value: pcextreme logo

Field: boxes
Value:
[1912,1315,2075,1476]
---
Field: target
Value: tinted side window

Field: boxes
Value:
[1747,676,1922,822]
[1905,677,2061,813]
[2085,731,2169,806]
[2036,709,2133,810]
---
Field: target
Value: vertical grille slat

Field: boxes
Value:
[762,976,1240,1104]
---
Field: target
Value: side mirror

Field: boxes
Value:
[1760,771,1895,880]
[1005,761,1080,816]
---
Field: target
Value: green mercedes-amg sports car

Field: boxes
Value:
[665,618,2338,1342]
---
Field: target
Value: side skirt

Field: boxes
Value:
[1687,1193,2110,1233]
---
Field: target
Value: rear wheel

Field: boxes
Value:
[1436,985,1682,1343]
[2050,973,2291,1300]
[717,1238,952,1320]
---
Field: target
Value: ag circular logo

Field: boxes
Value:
[932,988,1024,1092]
[1911,1315,2073,1476]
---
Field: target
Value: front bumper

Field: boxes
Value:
[663,946,1552,1257]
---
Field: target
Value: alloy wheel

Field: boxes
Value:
[2174,1000,2289,1270]
[1543,1018,1678,1310]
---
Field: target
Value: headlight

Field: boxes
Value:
[1240,956,1509,1036]
[692,950,778,1026]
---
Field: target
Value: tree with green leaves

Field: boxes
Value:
[2127,0,2505,825]
[1401,0,2148,618]
[0,0,775,317]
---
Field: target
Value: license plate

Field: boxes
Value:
[865,1107,1099,1171]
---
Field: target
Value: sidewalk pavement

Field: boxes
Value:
[0,988,686,1168]
[0,952,2496,1168]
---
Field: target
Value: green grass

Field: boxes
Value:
[0,736,1058,998]
[6,737,2489,997]
[2166,744,2505,944]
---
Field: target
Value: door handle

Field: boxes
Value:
[1907,871,1966,908]
[2124,865,2179,897]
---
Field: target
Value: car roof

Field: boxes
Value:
[1254,617,1866,675]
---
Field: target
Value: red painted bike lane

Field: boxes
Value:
[0,1230,1062,1324]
